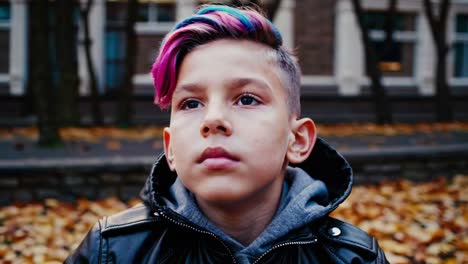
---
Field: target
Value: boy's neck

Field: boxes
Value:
[196,178,284,246]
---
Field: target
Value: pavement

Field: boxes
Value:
[1,126,468,172]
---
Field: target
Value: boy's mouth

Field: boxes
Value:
[197,147,240,164]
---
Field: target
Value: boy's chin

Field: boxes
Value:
[193,187,256,208]
[196,190,245,204]
[184,175,283,209]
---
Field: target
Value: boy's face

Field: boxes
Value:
[164,39,303,205]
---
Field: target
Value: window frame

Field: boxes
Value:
[365,10,418,78]
[451,13,468,84]
[351,1,425,91]
[135,1,176,34]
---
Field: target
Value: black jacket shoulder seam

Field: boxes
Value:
[100,205,159,234]
[103,218,160,232]
[329,232,374,250]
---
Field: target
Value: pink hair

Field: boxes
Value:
[151,5,283,109]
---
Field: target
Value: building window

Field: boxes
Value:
[106,1,126,91]
[137,2,175,23]
[106,1,127,25]
[107,0,176,24]
[454,14,468,78]
[105,1,175,91]
[0,0,10,74]
[363,11,417,77]
[105,30,126,91]
[0,1,9,21]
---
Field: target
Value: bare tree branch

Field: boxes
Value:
[29,0,62,146]
[78,0,103,125]
[266,0,282,21]
[423,0,439,41]
[351,0,393,124]
[422,0,454,121]
[383,0,397,49]
[55,0,80,126]
[440,0,451,24]
[117,0,138,126]
[440,0,451,52]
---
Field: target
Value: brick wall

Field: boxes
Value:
[294,0,336,75]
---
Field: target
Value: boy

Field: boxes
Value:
[66,5,388,263]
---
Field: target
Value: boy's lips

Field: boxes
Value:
[197,147,240,163]
[197,147,240,169]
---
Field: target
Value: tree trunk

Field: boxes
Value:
[55,0,80,126]
[117,0,138,127]
[265,0,282,21]
[29,0,62,147]
[423,0,454,121]
[22,3,36,118]
[79,0,103,125]
[351,0,392,124]
[382,0,397,57]
[435,45,453,121]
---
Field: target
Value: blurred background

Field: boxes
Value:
[0,0,467,263]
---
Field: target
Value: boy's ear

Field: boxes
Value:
[286,118,317,164]
[163,127,176,171]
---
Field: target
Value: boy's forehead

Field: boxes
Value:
[189,39,275,61]
[176,39,279,81]
[174,40,280,87]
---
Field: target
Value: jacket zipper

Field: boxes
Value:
[157,211,238,264]
[252,238,318,264]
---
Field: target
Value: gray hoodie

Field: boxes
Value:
[163,166,329,264]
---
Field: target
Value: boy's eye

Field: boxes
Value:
[181,99,202,110]
[237,94,259,106]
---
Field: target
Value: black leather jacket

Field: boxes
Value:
[65,139,389,263]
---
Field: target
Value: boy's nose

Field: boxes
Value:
[200,107,232,137]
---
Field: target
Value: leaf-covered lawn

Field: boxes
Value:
[332,175,467,264]
[0,176,466,263]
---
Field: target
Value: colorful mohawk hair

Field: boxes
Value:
[151,4,285,109]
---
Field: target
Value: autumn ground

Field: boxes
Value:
[0,176,466,264]
[0,123,468,263]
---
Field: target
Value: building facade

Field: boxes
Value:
[0,0,467,122]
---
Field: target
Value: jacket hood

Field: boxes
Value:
[140,138,353,214]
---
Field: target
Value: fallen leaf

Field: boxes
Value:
[106,140,121,151]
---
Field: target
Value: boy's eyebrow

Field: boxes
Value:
[173,77,272,96]
[228,78,272,92]
[172,83,203,96]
